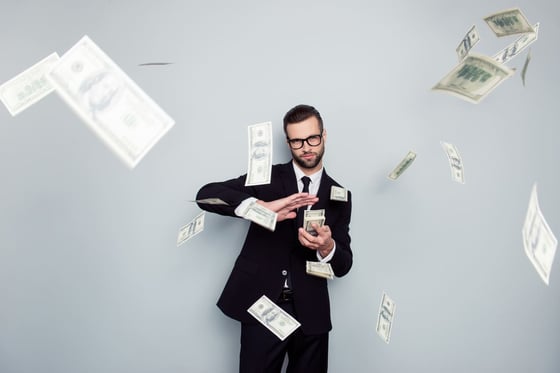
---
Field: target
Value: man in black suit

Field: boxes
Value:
[196,104,352,373]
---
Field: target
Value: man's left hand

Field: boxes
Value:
[298,223,334,258]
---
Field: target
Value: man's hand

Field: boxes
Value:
[298,223,335,258]
[256,192,318,222]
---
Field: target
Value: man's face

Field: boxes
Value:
[285,116,326,172]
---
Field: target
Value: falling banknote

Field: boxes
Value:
[47,35,175,169]
[388,151,416,180]
[0,52,59,116]
[247,295,301,341]
[484,8,535,37]
[376,291,396,344]
[176,212,205,246]
[521,50,532,87]
[456,25,480,61]
[432,54,514,104]
[493,23,539,64]
[190,198,229,205]
[440,141,465,184]
[522,183,558,285]
[245,121,272,186]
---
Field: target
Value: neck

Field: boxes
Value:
[293,160,323,176]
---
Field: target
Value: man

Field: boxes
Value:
[196,104,353,373]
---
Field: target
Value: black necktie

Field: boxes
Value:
[297,176,312,228]
[301,176,311,194]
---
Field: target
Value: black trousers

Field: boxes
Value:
[239,301,329,373]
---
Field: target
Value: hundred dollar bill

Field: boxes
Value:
[0,52,59,116]
[484,8,535,37]
[47,35,175,169]
[432,54,515,104]
[306,261,334,279]
[522,184,558,285]
[247,295,301,341]
[190,198,229,205]
[440,141,465,184]
[176,212,205,246]
[456,25,480,61]
[303,209,325,236]
[330,185,348,202]
[388,151,416,180]
[245,121,272,186]
[244,201,277,231]
[376,292,396,344]
[494,23,539,64]
[521,50,532,87]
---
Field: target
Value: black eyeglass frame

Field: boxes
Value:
[286,130,324,150]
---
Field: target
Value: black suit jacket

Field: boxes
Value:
[196,161,352,335]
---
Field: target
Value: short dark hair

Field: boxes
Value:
[283,104,323,135]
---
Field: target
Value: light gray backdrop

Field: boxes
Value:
[1,1,559,372]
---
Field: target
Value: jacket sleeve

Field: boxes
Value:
[195,174,256,217]
[329,190,353,277]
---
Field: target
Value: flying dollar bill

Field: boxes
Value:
[522,184,558,285]
[376,292,396,344]
[243,201,277,231]
[47,35,175,169]
[484,8,535,37]
[330,185,348,202]
[190,198,229,205]
[440,141,465,184]
[521,50,532,87]
[0,52,59,116]
[176,212,205,246]
[388,151,416,180]
[456,25,480,61]
[306,261,334,279]
[432,54,515,104]
[493,23,539,64]
[245,121,272,186]
[247,295,301,341]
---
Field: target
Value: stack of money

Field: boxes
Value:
[303,209,325,236]
[330,185,348,202]
[247,295,301,341]
[306,261,334,279]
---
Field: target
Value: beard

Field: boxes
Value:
[292,146,325,170]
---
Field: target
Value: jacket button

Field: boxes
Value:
[281,270,288,276]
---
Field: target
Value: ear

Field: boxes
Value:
[322,128,327,142]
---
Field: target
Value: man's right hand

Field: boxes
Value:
[256,193,318,222]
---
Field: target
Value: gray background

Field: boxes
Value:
[1,1,559,372]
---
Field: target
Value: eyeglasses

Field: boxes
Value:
[286,131,323,150]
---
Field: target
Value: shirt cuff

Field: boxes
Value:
[234,197,258,217]
[317,240,336,262]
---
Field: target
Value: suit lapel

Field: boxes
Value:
[315,169,333,210]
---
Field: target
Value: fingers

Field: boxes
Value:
[298,224,331,249]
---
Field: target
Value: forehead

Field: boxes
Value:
[285,116,321,138]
